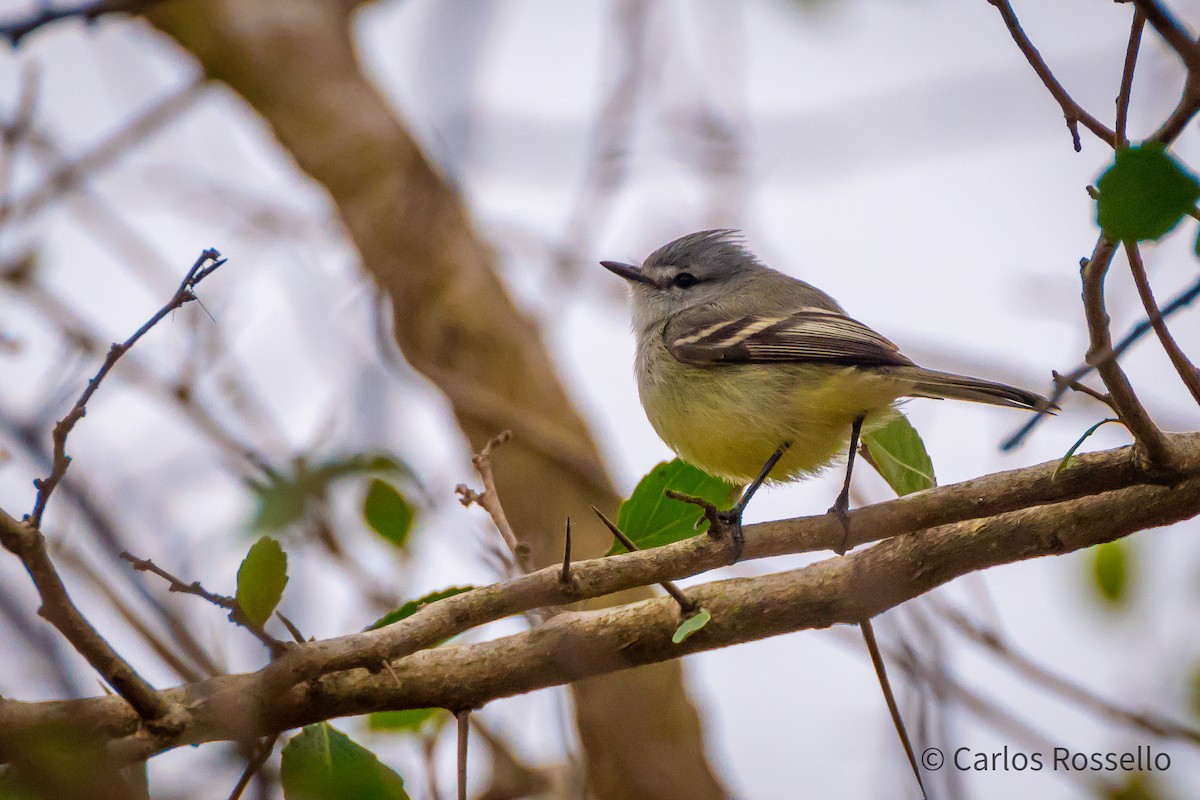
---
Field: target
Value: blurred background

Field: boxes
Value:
[1,0,1199,798]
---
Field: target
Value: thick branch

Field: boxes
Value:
[5,448,1200,758]
[4,433,1200,757]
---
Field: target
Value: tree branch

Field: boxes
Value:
[986,0,1117,150]
[1124,241,1200,405]
[1080,237,1175,467]
[4,433,1200,759]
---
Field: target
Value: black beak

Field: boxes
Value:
[600,260,656,286]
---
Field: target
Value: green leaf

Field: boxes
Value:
[1096,142,1200,242]
[363,480,415,548]
[1054,418,1120,478]
[236,536,288,628]
[672,608,712,644]
[1104,772,1160,800]
[250,452,417,532]
[281,723,409,800]
[1090,539,1130,606]
[1189,662,1200,719]
[607,459,738,555]
[862,416,936,496]
[368,708,447,734]
[367,586,475,631]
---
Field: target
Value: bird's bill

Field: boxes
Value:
[600,260,656,286]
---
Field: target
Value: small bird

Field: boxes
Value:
[602,229,1050,554]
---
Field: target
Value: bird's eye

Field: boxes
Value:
[672,272,699,289]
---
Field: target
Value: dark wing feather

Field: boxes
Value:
[666,307,914,367]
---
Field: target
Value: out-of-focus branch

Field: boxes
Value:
[985,0,1118,150]
[0,0,156,47]
[1125,241,1200,405]
[1116,7,1146,147]
[1004,272,1200,450]
[1131,0,1200,73]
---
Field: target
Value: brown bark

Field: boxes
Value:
[139,1,726,797]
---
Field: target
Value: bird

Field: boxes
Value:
[601,229,1051,556]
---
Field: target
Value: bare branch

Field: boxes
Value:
[120,552,288,656]
[1131,0,1200,73]
[455,431,535,575]
[7,438,1200,758]
[1004,272,1200,449]
[1116,7,1147,147]
[1080,237,1175,468]
[0,0,156,47]
[1125,241,1200,405]
[29,248,226,528]
[986,0,1118,150]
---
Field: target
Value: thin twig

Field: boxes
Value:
[1115,7,1147,147]
[591,506,696,614]
[29,248,226,528]
[121,552,288,656]
[456,709,470,800]
[455,431,535,574]
[226,734,278,800]
[1004,272,1200,449]
[1051,371,1117,413]
[0,0,157,47]
[986,0,1118,150]
[1080,238,1174,467]
[1130,0,1200,73]
[859,619,927,799]
[1125,241,1200,405]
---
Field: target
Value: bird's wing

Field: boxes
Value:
[665,307,914,367]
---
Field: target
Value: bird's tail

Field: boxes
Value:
[899,367,1053,412]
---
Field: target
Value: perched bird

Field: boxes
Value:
[602,229,1049,554]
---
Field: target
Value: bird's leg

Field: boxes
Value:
[829,414,866,555]
[718,442,791,561]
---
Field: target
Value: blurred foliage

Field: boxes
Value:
[606,459,737,556]
[1104,772,1162,800]
[367,586,475,632]
[863,416,936,496]
[368,708,448,735]
[236,536,288,628]
[281,723,409,800]
[1089,539,1131,607]
[250,453,416,532]
[1096,143,1200,243]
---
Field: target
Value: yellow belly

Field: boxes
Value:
[638,352,903,484]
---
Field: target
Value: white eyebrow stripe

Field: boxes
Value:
[713,316,786,347]
[674,319,742,345]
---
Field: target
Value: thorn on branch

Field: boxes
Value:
[559,517,573,586]
[591,506,696,614]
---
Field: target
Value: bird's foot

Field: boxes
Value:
[665,490,745,563]
[827,490,852,555]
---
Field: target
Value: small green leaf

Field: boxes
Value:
[1054,418,1119,478]
[1096,142,1200,242]
[368,708,447,734]
[363,479,415,547]
[607,459,738,555]
[1090,539,1130,606]
[250,476,309,531]
[672,608,712,644]
[367,586,475,631]
[236,536,288,628]
[281,723,410,800]
[862,416,936,496]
